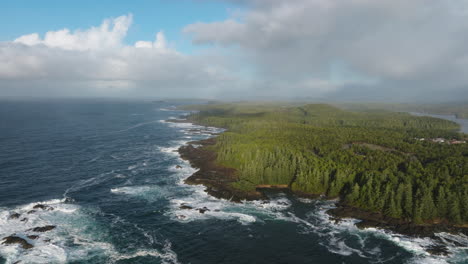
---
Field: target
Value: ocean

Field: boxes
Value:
[0,99,466,264]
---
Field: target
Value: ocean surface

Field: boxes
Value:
[0,99,466,264]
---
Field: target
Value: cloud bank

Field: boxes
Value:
[0,14,239,98]
[1,1,468,101]
[185,0,468,101]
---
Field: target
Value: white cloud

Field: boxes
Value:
[13,33,41,46]
[134,41,152,49]
[14,14,132,51]
[0,14,241,98]
[135,31,168,51]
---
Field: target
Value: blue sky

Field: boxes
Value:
[0,0,238,53]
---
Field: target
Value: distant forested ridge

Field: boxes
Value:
[181,103,468,225]
[335,102,468,119]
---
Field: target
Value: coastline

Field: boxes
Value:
[178,137,265,202]
[168,118,468,246]
[328,205,468,237]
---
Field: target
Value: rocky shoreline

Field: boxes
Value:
[172,119,468,253]
[178,137,265,202]
[329,205,468,255]
[328,205,468,237]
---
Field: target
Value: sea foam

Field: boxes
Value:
[0,199,111,263]
[0,198,180,263]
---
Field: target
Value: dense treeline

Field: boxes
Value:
[335,102,468,119]
[184,103,468,225]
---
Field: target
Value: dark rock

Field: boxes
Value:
[31,225,56,232]
[439,237,465,247]
[328,205,468,238]
[27,235,39,240]
[426,244,449,256]
[179,205,193,210]
[33,204,54,211]
[175,165,183,169]
[179,140,265,202]
[8,213,21,219]
[27,210,36,214]
[2,236,33,249]
[198,207,210,214]
[20,218,28,222]
[43,239,51,242]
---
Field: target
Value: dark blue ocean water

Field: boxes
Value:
[0,99,466,264]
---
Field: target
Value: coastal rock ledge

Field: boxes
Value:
[178,138,265,202]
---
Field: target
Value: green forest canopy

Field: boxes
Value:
[182,103,468,225]
[334,102,468,119]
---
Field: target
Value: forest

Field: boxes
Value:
[335,102,468,119]
[181,103,468,225]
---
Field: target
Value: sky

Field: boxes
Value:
[1,0,468,102]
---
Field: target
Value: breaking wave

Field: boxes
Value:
[0,198,180,264]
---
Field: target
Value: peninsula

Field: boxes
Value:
[173,102,468,237]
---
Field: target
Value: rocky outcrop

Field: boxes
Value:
[2,236,33,249]
[30,225,56,232]
[179,205,193,210]
[198,207,210,214]
[329,205,468,238]
[179,139,265,202]
[8,213,21,219]
[33,204,54,211]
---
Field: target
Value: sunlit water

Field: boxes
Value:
[0,100,466,264]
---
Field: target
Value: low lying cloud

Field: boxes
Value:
[0,14,241,98]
